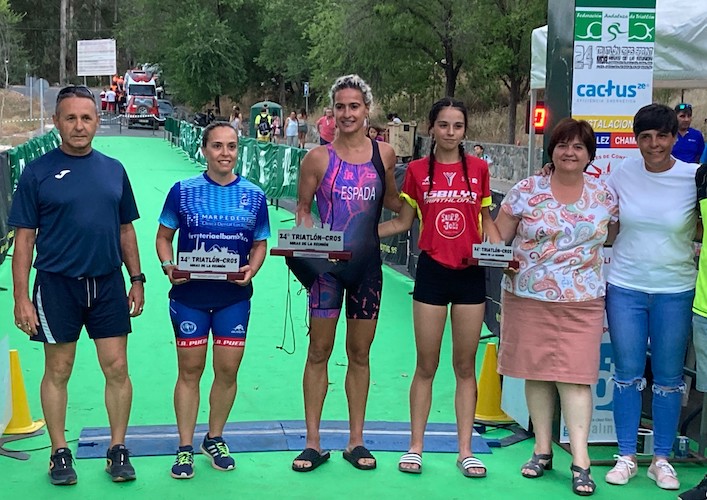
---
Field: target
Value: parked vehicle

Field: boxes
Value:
[126,95,160,129]
[124,70,157,100]
[155,99,174,126]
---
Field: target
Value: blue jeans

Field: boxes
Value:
[606,283,693,457]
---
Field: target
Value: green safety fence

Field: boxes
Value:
[237,138,305,200]
[165,119,306,200]
[2,128,61,264]
[8,128,61,190]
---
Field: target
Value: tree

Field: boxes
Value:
[478,0,546,143]
[256,0,312,106]
[116,0,258,111]
[0,0,25,87]
[0,0,26,133]
[305,0,439,106]
[12,0,118,83]
[376,0,472,98]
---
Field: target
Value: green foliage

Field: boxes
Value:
[0,0,27,85]
[9,0,547,141]
[11,0,116,83]
[257,0,310,81]
[160,9,245,107]
[116,0,251,108]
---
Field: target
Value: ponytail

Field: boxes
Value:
[458,143,472,195]
[427,140,437,194]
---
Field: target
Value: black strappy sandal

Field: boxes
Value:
[520,452,553,478]
[570,464,596,496]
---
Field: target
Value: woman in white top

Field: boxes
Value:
[603,104,698,492]
[284,111,299,147]
[229,106,242,137]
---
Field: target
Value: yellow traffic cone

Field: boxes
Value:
[475,342,514,423]
[5,349,44,434]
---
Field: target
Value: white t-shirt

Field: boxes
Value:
[607,156,698,293]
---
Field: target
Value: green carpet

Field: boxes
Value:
[0,136,702,498]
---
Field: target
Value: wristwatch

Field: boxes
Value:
[130,273,147,284]
[161,260,175,275]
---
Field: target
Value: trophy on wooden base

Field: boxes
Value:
[462,242,519,269]
[270,223,351,260]
[172,241,245,281]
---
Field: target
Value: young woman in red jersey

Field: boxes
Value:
[379,97,501,478]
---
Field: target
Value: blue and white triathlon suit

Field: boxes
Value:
[159,173,270,348]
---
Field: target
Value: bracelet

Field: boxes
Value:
[161,260,175,267]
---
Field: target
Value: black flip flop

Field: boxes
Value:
[292,448,330,472]
[343,446,377,470]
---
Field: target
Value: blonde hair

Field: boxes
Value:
[329,74,373,109]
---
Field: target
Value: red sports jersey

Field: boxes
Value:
[401,154,492,269]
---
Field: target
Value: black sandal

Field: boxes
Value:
[570,464,596,496]
[521,452,553,478]
[342,446,376,470]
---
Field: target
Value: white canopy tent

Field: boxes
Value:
[531,1,707,89]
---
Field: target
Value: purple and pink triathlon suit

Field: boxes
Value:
[309,141,386,320]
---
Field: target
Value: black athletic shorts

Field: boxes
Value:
[31,269,131,344]
[412,251,486,306]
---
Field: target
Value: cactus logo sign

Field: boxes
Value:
[572,0,656,181]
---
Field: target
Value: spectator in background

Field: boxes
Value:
[229,106,243,137]
[387,113,402,124]
[367,126,384,142]
[285,111,299,147]
[473,144,493,166]
[316,107,336,145]
[117,92,126,115]
[297,108,308,148]
[100,88,107,111]
[672,103,705,163]
[255,106,273,142]
[106,88,117,114]
[272,115,281,144]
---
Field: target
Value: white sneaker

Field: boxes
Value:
[605,455,637,485]
[647,459,680,490]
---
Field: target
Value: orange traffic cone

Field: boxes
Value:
[4,349,44,434]
[475,342,514,423]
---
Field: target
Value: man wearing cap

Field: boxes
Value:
[9,85,145,486]
[672,103,705,163]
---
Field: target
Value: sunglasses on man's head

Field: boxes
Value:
[56,85,95,103]
[676,103,692,111]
